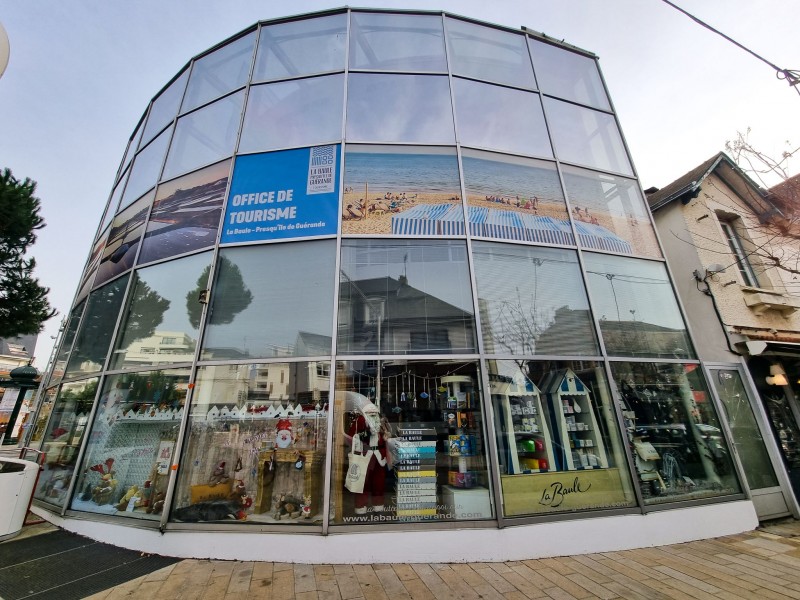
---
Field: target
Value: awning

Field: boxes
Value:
[743,340,800,357]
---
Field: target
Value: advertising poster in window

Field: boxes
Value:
[343,145,463,235]
[95,191,153,287]
[221,145,340,244]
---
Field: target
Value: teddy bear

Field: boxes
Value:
[146,491,166,515]
[115,485,140,511]
[273,493,302,520]
[90,458,117,505]
[208,461,230,486]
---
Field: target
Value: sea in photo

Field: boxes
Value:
[343,150,462,235]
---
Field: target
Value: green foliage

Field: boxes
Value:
[186,256,253,329]
[0,168,55,337]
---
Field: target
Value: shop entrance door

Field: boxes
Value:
[707,365,797,520]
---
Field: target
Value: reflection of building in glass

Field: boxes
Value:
[29,8,754,563]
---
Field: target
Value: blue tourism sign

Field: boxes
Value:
[221,144,340,244]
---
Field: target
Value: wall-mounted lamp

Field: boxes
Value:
[766,364,789,386]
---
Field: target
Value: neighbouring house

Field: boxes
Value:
[647,152,800,520]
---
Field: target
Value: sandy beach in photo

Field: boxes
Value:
[342,190,460,234]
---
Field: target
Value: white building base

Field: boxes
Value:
[32,501,758,564]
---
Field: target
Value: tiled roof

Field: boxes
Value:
[646,154,722,209]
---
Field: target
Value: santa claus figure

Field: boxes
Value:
[275,419,293,449]
[347,401,390,514]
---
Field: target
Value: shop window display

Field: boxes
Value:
[28,386,57,448]
[611,361,741,504]
[34,378,99,507]
[70,369,190,520]
[172,362,330,524]
[331,360,493,524]
[489,360,634,516]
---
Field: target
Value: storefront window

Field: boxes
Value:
[141,70,187,147]
[110,252,212,370]
[64,275,130,379]
[461,150,569,243]
[583,253,694,359]
[331,360,493,524]
[445,17,535,89]
[95,192,152,287]
[346,74,455,144]
[201,240,336,360]
[454,79,551,159]
[163,91,244,181]
[121,126,172,210]
[350,13,447,72]
[239,75,345,154]
[28,386,57,448]
[473,243,599,356]
[544,98,632,176]
[342,145,462,236]
[70,368,190,520]
[51,302,85,386]
[253,14,347,81]
[34,377,99,507]
[138,160,230,266]
[171,362,330,524]
[337,239,477,355]
[561,165,661,258]
[528,40,610,110]
[489,360,634,516]
[182,33,255,114]
[611,361,741,504]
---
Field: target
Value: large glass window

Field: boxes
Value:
[171,362,330,525]
[490,360,634,516]
[110,252,212,370]
[454,79,551,158]
[346,74,454,144]
[253,14,347,81]
[34,378,99,508]
[349,13,446,72]
[239,75,344,154]
[51,302,85,385]
[95,192,152,288]
[611,362,741,505]
[120,127,172,211]
[138,159,230,266]
[201,240,336,360]
[331,360,493,524]
[28,386,57,448]
[462,150,569,243]
[472,243,599,356]
[182,33,255,113]
[98,174,127,239]
[141,70,187,147]
[445,18,535,89]
[338,239,477,355]
[64,275,130,379]
[162,91,244,181]
[583,253,694,359]
[545,98,632,176]
[70,369,190,521]
[528,40,610,110]
[561,165,661,258]
[342,146,462,236]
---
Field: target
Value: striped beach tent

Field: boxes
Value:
[467,206,488,236]
[484,209,526,240]
[391,203,452,235]
[439,204,466,236]
[573,221,632,253]
[521,215,575,245]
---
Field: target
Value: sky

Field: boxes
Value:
[0,0,797,370]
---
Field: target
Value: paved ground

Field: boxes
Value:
[70,518,800,600]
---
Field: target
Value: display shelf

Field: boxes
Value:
[441,376,487,494]
[490,378,555,476]
[541,369,608,471]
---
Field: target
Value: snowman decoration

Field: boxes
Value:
[275,419,294,449]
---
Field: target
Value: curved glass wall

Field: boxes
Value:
[39,9,741,532]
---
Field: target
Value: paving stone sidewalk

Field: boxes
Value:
[80,519,800,600]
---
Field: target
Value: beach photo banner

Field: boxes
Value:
[342,145,463,235]
[221,144,340,244]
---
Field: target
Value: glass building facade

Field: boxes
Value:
[32,9,744,541]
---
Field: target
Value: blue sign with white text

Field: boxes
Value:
[221,145,340,244]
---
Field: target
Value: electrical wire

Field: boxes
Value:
[660,0,799,96]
